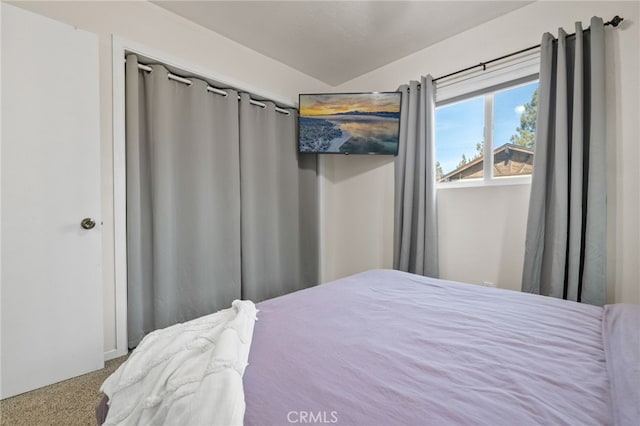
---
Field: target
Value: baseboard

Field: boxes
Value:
[104,347,128,361]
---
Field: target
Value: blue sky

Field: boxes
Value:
[435,81,538,175]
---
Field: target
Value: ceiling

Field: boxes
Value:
[153,1,533,87]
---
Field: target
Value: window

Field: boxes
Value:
[436,80,539,184]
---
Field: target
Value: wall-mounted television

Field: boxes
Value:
[298,92,402,155]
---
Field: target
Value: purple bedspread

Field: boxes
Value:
[602,304,640,425]
[243,269,633,425]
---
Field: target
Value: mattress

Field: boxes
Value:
[243,269,637,425]
[98,269,639,425]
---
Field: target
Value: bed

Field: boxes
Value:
[97,269,640,425]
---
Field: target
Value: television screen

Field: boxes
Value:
[298,92,402,155]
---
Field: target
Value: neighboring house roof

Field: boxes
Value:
[439,143,534,182]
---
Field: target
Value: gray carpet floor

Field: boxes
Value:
[0,355,128,426]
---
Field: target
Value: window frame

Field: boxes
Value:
[434,56,539,189]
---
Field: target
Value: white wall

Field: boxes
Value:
[322,156,395,281]
[437,184,530,291]
[13,1,332,355]
[326,1,640,305]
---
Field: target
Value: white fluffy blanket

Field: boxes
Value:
[101,300,257,426]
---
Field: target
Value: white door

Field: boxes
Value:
[1,4,103,398]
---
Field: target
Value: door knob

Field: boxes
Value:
[81,218,96,230]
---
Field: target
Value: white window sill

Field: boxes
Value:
[436,176,531,190]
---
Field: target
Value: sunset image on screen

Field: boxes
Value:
[298,92,401,155]
[300,93,400,116]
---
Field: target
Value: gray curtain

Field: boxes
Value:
[126,55,241,347]
[394,76,438,277]
[126,56,319,347]
[522,17,606,305]
[239,94,319,302]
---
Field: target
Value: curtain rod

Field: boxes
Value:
[433,15,623,83]
[134,62,291,115]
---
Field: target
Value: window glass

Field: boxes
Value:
[435,79,538,184]
[435,97,485,182]
[493,81,538,178]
